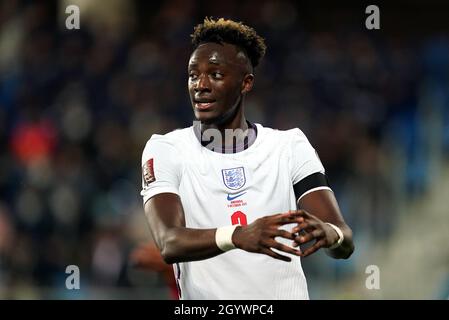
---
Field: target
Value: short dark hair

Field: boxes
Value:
[191,17,267,69]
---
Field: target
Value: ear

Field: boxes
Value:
[241,74,254,94]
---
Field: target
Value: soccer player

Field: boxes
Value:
[140,17,354,299]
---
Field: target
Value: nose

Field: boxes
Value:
[194,74,211,93]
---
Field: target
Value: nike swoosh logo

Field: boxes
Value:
[227,192,246,201]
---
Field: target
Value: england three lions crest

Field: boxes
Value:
[222,167,246,190]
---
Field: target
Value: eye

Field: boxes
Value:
[212,72,223,79]
[188,72,198,80]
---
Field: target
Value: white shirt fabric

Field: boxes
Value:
[140,124,331,300]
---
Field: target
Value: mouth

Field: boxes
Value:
[194,99,216,111]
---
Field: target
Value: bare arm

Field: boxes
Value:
[144,193,218,264]
[293,189,355,259]
[145,193,304,264]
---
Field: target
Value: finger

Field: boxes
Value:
[287,209,303,214]
[274,229,296,240]
[268,212,296,221]
[278,215,304,225]
[283,210,306,218]
[296,220,318,233]
[260,247,292,262]
[292,210,308,217]
[291,241,301,248]
[295,229,324,245]
[292,222,309,234]
[269,240,302,256]
[270,212,291,224]
[300,239,326,258]
[290,209,310,217]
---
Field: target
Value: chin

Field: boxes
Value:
[194,111,219,124]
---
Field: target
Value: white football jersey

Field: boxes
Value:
[140,124,331,300]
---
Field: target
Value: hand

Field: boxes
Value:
[291,210,340,258]
[130,242,172,272]
[232,211,303,262]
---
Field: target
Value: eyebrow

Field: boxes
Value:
[188,60,223,68]
[208,57,220,64]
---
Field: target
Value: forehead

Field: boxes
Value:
[189,42,247,67]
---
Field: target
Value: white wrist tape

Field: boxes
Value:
[215,225,239,252]
[325,223,344,249]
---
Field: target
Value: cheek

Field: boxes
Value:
[226,84,243,102]
[217,82,241,100]
[188,81,194,91]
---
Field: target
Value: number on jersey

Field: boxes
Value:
[231,211,247,226]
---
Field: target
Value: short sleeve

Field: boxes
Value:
[289,128,325,185]
[140,135,182,204]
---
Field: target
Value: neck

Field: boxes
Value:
[196,99,255,152]
[201,112,248,134]
[201,95,248,134]
[201,114,249,150]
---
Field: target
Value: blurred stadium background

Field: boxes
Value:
[0,0,448,299]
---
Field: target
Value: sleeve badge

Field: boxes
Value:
[142,158,156,186]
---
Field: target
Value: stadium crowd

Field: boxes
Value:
[0,0,448,298]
